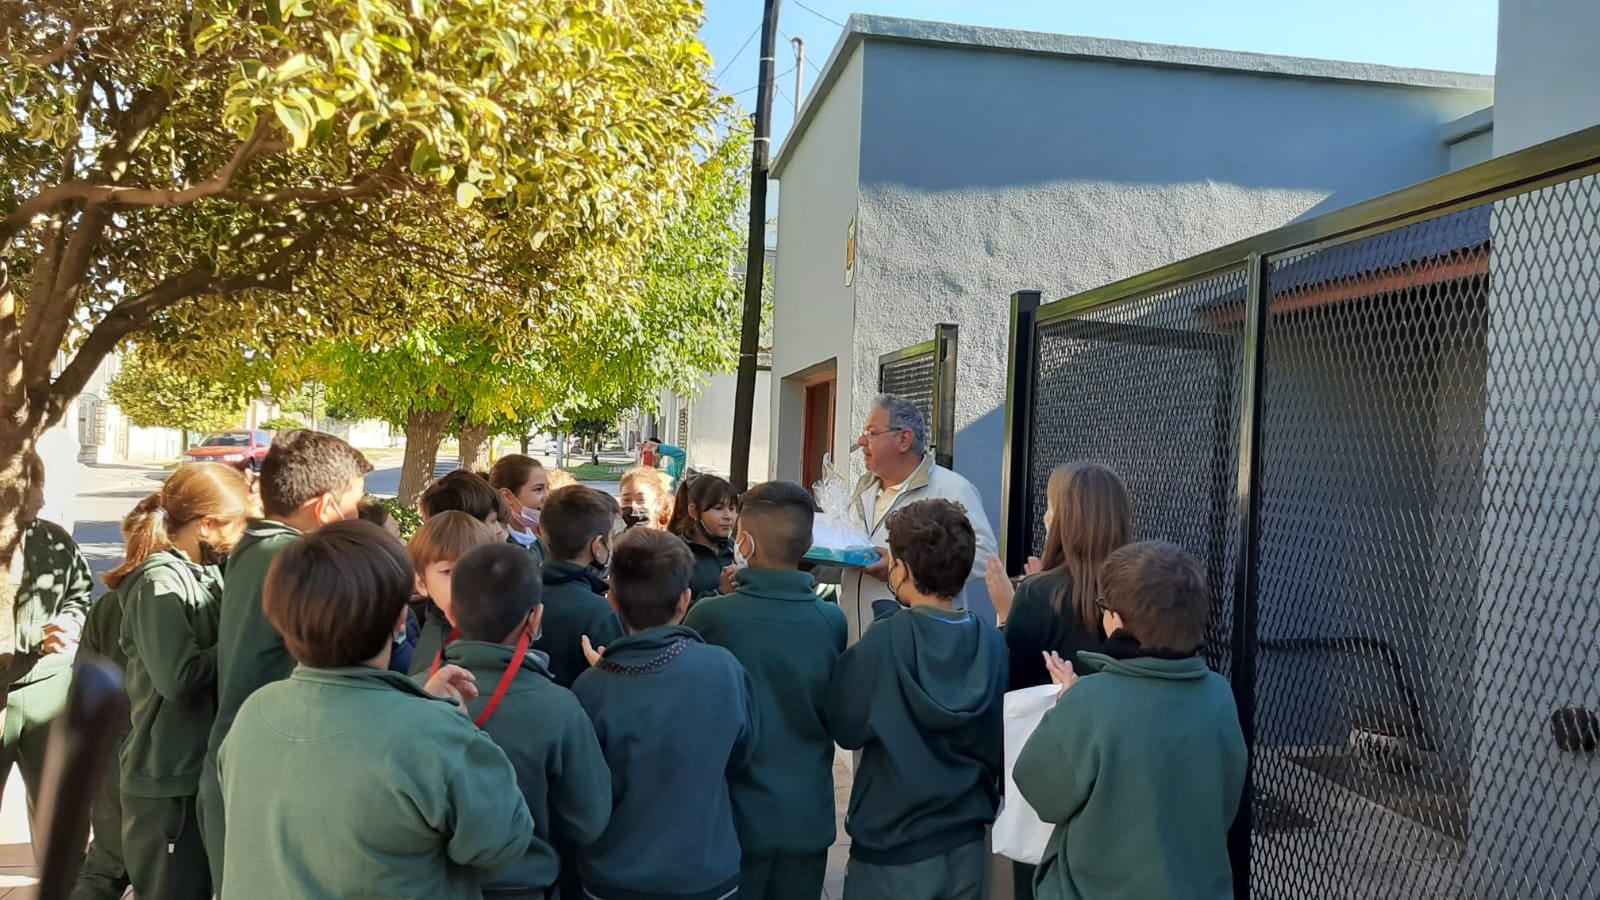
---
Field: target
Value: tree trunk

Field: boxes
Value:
[460,423,492,473]
[555,431,567,469]
[0,418,45,710]
[519,433,531,455]
[396,406,454,506]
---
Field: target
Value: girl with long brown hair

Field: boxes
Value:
[987,462,1132,688]
[108,463,251,900]
[668,474,739,601]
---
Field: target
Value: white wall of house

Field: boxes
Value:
[768,42,864,483]
[1494,0,1600,155]
[660,371,771,481]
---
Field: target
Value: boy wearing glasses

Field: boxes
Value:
[1014,540,1247,900]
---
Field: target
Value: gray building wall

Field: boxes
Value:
[1494,0,1600,155]
[768,46,864,481]
[844,33,1491,534]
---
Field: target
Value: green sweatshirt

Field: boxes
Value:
[14,519,94,658]
[79,587,128,673]
[1015,651,1247,900]
[408,601,454,677]
[117,549,224,798]
[441,641,612,892]
[535,560,624,688]
[684,568,847,856]
[683,535,734,603]
[825,604,1007,865]
[218,665,533,900]
[208,520,301,760]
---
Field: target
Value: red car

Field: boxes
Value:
[183,430,272,472]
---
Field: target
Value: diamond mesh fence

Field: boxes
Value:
[1013,167,1600,898]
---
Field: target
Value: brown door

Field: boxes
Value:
[802,375,836,489]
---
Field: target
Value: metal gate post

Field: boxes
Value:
[1000,291,1042,573]
[932,323,960,470]
[1228,254,1270,899]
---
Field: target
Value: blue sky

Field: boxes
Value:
[700,0,1499,153]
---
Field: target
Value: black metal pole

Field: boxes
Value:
[1000,290,1042,573]
[728,0,782,492]
[1227,252,1270,899]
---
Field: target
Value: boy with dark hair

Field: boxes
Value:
[421,470,512,541]
[199,429,372,883]
[1015,540,1246,900]
[572,528,758,900]
[536,485,625,687]
[357,494,401,538]
[406,512,501,675]
[685,481,846,900]
[219,521,532,900]
[826,498,1007,900]
[440,543,612,900]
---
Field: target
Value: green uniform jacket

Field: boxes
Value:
[441,641,612,892]
[408,601,453,677]
[15,519,94,657]
[1015,652,1247,900]
[535,561,624,688]
[683,536,734,603]
[825,605,1007,865]
[218,666,533,900]
[79,587,128,673]
[207,520,301,761]
[117,550,224,798]
[684,569,846,855]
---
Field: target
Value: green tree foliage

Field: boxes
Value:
[0,0,722,661]
[107,353,248,437]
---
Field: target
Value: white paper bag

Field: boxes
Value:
[993,684,1060,864]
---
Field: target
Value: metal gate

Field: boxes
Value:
[1003,125,1600,899]
[878,323,958,469]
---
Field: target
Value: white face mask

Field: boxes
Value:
[732,532,755,569]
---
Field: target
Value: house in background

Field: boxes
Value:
[766,14,1494,551]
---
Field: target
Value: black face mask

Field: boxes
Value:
[198,540,229,568]
[620,508,650,529]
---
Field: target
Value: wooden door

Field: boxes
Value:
[802,375,836,490]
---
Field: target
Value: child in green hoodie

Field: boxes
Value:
[1014,540,1246,900]
[219,520,533,900]
[826,498,1007,900]
[441,542,613,900]
[199,429,372,885]
[536,486,625,687]
[109,463,253,900]
[684,480,847,900]
[572,528,758,900]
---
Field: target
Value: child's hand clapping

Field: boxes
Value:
[424,664,480,712]
[1043,651,1078,700]
[581,635,606,667]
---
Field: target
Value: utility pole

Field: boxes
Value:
[729,0,782,491]
[791,37,805,116]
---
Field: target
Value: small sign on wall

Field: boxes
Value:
[845,217,856,287]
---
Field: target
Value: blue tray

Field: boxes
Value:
[804,546,882,569]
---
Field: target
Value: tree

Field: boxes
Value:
[563,416,615,466]
[0,0,721,666]
[289,125,751,502]
[107,352,248,444]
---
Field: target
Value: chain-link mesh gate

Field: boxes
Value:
[1003,126,1600,899]
[878,324,959,469]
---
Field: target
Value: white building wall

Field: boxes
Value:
[769,44,864,483]
[1494,0,1600,155]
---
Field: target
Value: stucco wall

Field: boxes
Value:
[1494,0,1600,155]
[769,46,863,482]
[846,39,1492,533]
[675,371,771,479]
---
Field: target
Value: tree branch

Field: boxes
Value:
[25,13,88,68]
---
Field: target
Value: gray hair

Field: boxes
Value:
[872,394,928,458]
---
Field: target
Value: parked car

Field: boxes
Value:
[184,430,272,472]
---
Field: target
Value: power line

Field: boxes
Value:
[730,65,796,97]
[792,0,845,28]
[715,25,761,81]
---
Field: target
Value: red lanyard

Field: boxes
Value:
[428,627,461,677]
[430,626,531,728]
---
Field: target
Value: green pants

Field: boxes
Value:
[1010,861,1037,900]
[843,839,989,900]
[69,757,129,900]
[196,754,226,887]
[740,851,829,900]
[122,793,212,900]
[0,653,74,852]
